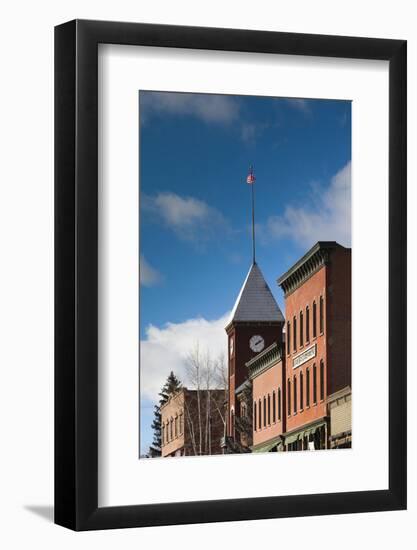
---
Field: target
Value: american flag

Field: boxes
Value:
[246,166,256,184]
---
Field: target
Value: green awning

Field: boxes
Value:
[286,423,324,444]
[285,432,301,445]
[252,440,280,453]
[304,426,317,439]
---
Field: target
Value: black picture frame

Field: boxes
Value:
[55,19,407,531]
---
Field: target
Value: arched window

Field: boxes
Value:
[306,305,310,342]
[320,360,325,400]
[306,368,310,407]
[300,310,304,346]
[293,375,297,414]
[287,380,291,415]
[231,409,235,437]
[253,401,257,431]
[258,399,262,430]
[170,418,173,440]
[313,364,317,404]
[300,371,304,410]
[174,415,178,438]
[162,424,165,445]
[313,301,317,338]
[319,295,324,334]
[293,316,297,352]
[267,394,271,424]
[287,321,291,355]
[278,388,281,421]
[272,391,276,423]
[263,397,267,427]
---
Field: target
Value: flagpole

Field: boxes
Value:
[251,179,256,264]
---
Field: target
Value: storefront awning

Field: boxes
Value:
[285,422,326,444]
[285,432,301,445]
[252,439,280,453]
[304,426,317,439]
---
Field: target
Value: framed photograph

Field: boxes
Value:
[55,19,407,530]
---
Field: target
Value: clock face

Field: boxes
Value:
[249,334,265,353]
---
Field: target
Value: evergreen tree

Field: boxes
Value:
[148,371,182,457]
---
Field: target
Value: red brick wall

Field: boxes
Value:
[252,358,285,447]
[283,246,351,436]
[285,268,327,433]
[226,322,283,437]
[161,389,225,456]
[327,247,352,395]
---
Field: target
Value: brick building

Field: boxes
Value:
[161,388,225,457]
[224,262,284,451]
[277,241,351,451]
[161,242,351,457]
[247,341,286,452]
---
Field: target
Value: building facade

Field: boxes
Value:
[247,342,286,452]
[327,386,352,449]
[234,379,253,450]
[277,241,352,451]
[161,388,225,457]
[224,262,284,450]
[159,242,351,457]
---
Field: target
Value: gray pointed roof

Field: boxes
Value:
[228,263,284,324]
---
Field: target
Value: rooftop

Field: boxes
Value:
[277,241,349,296]
[227,262,284,326]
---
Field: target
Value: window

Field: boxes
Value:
[231,410,235,436]
[263,396,267,427]
[174,415,178,438]
[313,364,317,404]
[320,360,325,400]
[319,295,324,333]
[287,380,291,415]
[278,388,281,421]
[293,375,297,414]
[300,310,304,346]
[306,368,310,407]
[306,305,310,342]
[170,418,173,440]
[258,399,262,430]
[179,412,183,434]
[267,394,271,424]
[272,391,276,423]
[253,401,257,431]
[287,321,291,355]
[300,371,304,409]
[313,301,317,338]
[162,424,165,445]
[293,316,297,352]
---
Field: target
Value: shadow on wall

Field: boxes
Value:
[24,505,54,523]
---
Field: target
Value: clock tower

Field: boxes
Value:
[225,262,284,442]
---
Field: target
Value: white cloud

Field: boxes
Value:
[285,98,312,114]
[140,312,230,404]
[142,192,228,242]
[140,255,163,287]
[264,162,351,248]
[140,91,239,125]
[240,121,269,144]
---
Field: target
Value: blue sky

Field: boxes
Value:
[139,91,351,455]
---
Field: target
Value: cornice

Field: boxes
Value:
[246,342,282,379]
[277,241,342,297]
